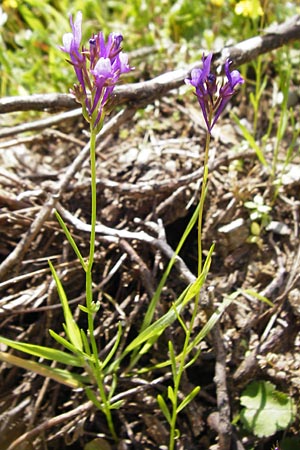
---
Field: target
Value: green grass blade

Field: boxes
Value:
[55,210,87,270]
[141,202,201,332]
[0,335,82,367]
[0,351,84,388]
[102,321,122,370]
[231,112,268,167]
[49,329,89,361]
[49,260,83,352]
[177,386,200,413]
[157,394,172,425]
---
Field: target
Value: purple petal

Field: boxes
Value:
[61,33,73,53]
[201,53,213,81]
[230,69,244,88]
[185,68,203,89]
[224,59,244,89]
[118,52,131,74]
[211,97,230,129]
[70,11,82,48]
[92,57,113,80]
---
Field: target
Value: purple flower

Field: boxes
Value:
[61,12,86,93]
[185,53,244,132]
[61,12,133,129]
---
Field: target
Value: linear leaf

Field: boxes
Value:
[0,351,84,388]
[49,329,86,360]
[0,335,82,367]
[168,385,176,404]
[232,113,268,167]
[157,394,172,425]
[177,386,200,413]
[49,260,83,352]
[55,210,86,270]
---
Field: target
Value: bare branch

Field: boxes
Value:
[0,15,299,115]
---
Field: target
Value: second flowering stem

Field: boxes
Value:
[197,130,211,276]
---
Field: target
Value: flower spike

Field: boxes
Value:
[61,11,133,130]
[185,53,244,132]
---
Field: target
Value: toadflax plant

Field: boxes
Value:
[0,11,134,443]
[155,54,244,450]
[185,52,244,274]
[0,16,245,448]
[56,11,133,439]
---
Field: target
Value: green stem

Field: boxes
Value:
[86,126,117,441]
[86,127,98,358]
[168,277,203,450]
[197,131,211,276]
[168,130,211,450]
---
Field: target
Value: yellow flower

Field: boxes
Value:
[235,0,263,19]
[3,0,18,8]
[211,0,225,6]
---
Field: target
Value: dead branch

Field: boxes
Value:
[0,15,299,115]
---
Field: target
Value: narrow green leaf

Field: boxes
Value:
[172,302,188,334]
[125,277,202,353]
[108,374,118,401]
[81,329,91,356]
[168,340,177,379]
[168,385,176,404]
[241,289,274,307]
[177,386,200,413]
[49,260,83,352]
[141,202,201,332]
[231,113,268,167]
[187,295,233,352]
[86,387,104,411]
[55,210,86,270]
[102,322,122,370]
[124,247,214,371]
[0,335,82,367]
[0,351,83,388]
[49,329,90,363]
[157,394,172,425]
[79,305,90,314]
[152,293,233,371]
[109,400,124,410]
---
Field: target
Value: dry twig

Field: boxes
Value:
[0,15,299,116]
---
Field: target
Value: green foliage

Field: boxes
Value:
[1,0,296,96]
[49,260,83,352]
[1,0,300,447]
[240,380,297,437]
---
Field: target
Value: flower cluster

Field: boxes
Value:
[61,11,133,129]
[235,0,263,19]
[185,53,244,133]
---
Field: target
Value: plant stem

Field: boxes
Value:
[86,126,117,441]
[197,131,211,276]
[168,130,211,450]
[86,127,98,357]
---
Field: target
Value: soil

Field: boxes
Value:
[0,70,300,450]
